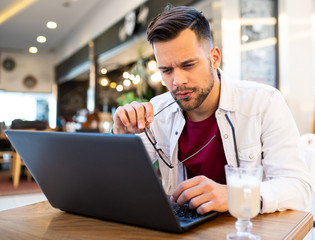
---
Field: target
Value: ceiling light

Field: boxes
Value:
[129,74,135,81]
[29,47,38,53]
[242,35,249,42]
[116,85,123,92]
[88,41,94,47]
[147,60,157,71]
[99,77,109,87]
[123,79,131,87]
[150,72,162,82]
[37,36,46,43]
[110,82,117,88]
[132,75,141,85]
[122,72,130,79]
[46,21,57,29]
[100,68,107,75]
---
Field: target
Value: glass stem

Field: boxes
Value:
[235,218,252,233]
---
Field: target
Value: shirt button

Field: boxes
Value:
[224,134,228,139]
[175,131,178,135]
[249,154,254,159]
[218,111,221,115]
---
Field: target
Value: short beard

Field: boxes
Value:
[172,58,215,111]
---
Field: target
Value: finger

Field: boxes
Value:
[196,200,214,215]
[143,102,154,123]
[171,177,201,205]
[113,105,143,134]
[188,191,212,210]
[123,103,138,127]
[191,183,228,213]
[177,186,203,206]
[113,106,131,129]
[130,101,147,129]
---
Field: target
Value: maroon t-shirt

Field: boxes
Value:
[179,113,227,184]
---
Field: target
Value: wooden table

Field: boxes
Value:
[0,201,312,239]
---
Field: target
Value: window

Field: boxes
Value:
[240,0,278,87]
[0,92,55,128]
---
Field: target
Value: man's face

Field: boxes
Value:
[153,29,215,112]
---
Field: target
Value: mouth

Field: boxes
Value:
[175,91,192,100]
[176,96,189,101]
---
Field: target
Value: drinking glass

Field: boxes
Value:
[225,165,263,240]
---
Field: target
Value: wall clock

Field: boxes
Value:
[2,58,16,71]
[23,75,37,88]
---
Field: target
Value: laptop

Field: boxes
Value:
[5,130,219,233]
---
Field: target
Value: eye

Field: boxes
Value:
[161,68,172,74]
[183,63,195,69]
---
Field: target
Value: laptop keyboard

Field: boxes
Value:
[171,202,201,221]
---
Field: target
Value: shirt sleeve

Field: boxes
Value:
[260,90,312,213]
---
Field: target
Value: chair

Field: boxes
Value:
[11,151,32,188]
[0,151,15,165]
[0,137,21,188]
[0,149,32,188]
[3,127,36,188]
[9,120,48,187]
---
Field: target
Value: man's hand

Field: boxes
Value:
[112,101,154,134]
[170,175,228,214]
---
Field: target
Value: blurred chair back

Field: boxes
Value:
[11,119,47,130]
[5,124,38,187]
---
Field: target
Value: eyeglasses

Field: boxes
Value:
[144,97,216,169]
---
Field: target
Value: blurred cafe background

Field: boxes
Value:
[1,1,315,233]
[0,0,314,135]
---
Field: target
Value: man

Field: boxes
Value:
[112,5,312,215]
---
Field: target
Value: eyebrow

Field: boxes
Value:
[158,58,199,70]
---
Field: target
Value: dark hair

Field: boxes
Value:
[147,4,212,46]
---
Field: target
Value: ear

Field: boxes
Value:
[210,47,221,70]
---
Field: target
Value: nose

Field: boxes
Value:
[172,69,187,87]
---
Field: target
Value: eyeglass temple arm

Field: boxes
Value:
[225,114,240,167]
[153,96,189,117]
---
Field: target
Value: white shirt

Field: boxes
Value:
[139,71,312,213]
